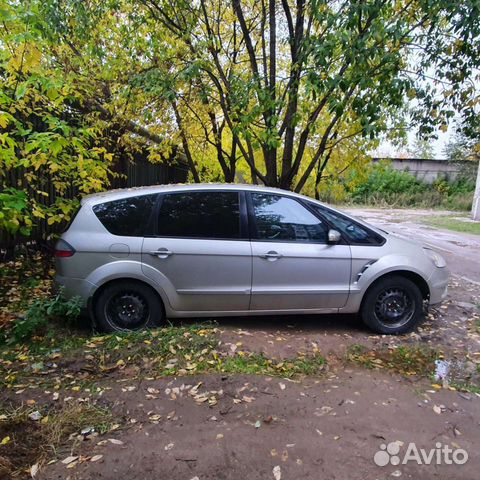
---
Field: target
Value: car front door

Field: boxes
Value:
[248,192,351,311]
[141,190,252,313]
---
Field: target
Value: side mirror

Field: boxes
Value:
[327,229,341,244]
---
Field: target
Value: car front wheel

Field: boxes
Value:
[361,275,424,334]
[94,280,164,333]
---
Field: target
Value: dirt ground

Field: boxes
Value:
[40,370,480,480]
[3,208,480,479]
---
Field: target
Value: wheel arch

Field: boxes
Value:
[88,277,168,323]
[361,270,430,309]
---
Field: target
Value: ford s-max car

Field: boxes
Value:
[55,184,449,334]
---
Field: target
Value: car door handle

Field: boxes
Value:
[149,248,173,258]
[259,251,283,260]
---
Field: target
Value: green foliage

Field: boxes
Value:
[19,0,479,193]
[0,188,32,235]
[344,162,475,210]
[10,289,83,344]
[0,2,115,239]
[351,162,426,199]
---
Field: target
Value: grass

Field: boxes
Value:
[346,344,440,377]
[0,400,115,477]
[422,216,480,235]
[451,383,480,395]
[0,323,328,394]
[218,352,326,378]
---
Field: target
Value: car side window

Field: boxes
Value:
[157,191,241,239]
[251,193,328,243]
[310,204,385,245]
[93,194,157,236]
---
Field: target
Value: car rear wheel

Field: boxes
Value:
[361,275,424,334]
[94,280,164,333]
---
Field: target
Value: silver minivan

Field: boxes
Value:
[55,184,449,334]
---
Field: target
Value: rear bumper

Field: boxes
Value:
[428,267,449,305]
[54,275,96,307]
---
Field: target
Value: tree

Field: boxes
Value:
[2,0,480,210]
[444,129,479,163]
[129,0,479,191]
[410,137,434,159]
[0,2,115,237]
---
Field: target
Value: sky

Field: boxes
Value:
[374,127,451,159]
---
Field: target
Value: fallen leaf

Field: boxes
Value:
[164,442,174,451]
[433,405,442,414]
[61,456,78,465]
[30,463,39,477]
[108,438,124,445]
[254,420,261,429]
[273,465,281,480]
[1,436,10,445]
[279,383,286,390]
[90,455,103,462]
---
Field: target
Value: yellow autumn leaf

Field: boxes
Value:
[0,113,9,129]
[1,436,10,446]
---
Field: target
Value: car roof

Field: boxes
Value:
[81,183,310,205]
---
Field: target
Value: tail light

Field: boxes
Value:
[55,239,76,258]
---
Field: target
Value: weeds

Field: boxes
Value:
[340,162,475,211]
[9,289,83,344]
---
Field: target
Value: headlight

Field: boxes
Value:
[423,248,446,268]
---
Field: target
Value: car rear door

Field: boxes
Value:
[248,192,351,311]
[141,190,252,313]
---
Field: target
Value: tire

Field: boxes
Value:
[94,280,164,333]
[361,275,424,334]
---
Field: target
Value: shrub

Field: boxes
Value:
[343,161,475,210]
[10,289,83,343]
[349,161,426,202]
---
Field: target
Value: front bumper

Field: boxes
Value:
[428,267,449,305]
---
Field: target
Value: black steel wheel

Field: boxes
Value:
[94,280,164,332]
[361,275,424,334]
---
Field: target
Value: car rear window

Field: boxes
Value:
[93,194,157,236]
[157,191,241,239]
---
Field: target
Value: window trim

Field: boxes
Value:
[302,200,386,247]
[152,189,249,241]
[246,191,333,245]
